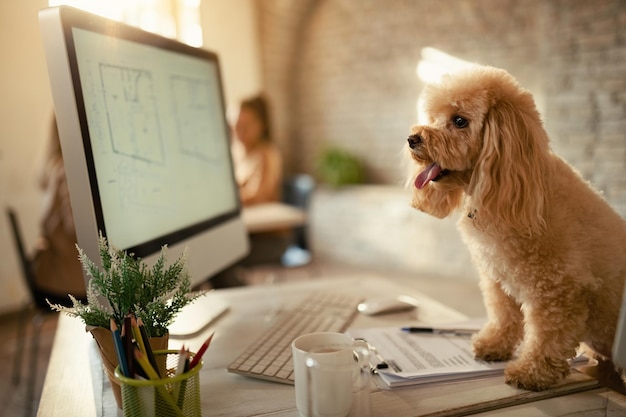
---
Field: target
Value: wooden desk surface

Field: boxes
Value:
[38,275,623,417]
[241,202,306,234]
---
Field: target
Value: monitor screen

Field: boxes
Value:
[39,6,249,287]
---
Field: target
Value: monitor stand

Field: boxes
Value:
[168,292,230,338]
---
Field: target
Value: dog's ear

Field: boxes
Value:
[470,93,552,236]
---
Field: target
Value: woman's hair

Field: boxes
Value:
[240,94,272,141]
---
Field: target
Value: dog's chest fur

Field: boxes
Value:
[457,213,539,299]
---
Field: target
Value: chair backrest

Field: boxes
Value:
[283,174,316,209]
[282,175,315,251]
[6,207,37,296]
[7,207,81,309]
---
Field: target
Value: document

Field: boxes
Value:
[348,326,505,388]
[349,325,591,388]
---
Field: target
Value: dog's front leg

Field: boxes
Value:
[472,276,524,361]
[504,293,586,391]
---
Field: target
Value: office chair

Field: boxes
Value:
[228,175,316,286]
[281,174,315,267]
[6,207,76,417]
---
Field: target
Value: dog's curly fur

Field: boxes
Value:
[406,64,626,391]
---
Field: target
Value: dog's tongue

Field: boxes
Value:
[415,162,442,189]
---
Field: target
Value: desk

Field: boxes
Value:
[241,203,306,234]
[38,275,625,416]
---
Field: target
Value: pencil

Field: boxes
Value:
[173,345,189,407]
[134,349,159,380]
[189,332,214,369]
[135,349,184,415]
[137,317,160,377]
[131,316,147,357]
[122,315,136,377]
[110,318,130,377]
[175,345,188,377]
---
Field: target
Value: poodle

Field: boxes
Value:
[405,64,626,391]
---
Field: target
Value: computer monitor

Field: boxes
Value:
[39,6,249,288]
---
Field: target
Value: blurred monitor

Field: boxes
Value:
[39,6,249,288]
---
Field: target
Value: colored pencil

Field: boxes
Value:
[110,318,130,377]
[122,315,136,377]
[189,332,214,369]
[137,317,160,377]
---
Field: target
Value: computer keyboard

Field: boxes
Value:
[227,291,364,385]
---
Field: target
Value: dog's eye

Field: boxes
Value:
[452,115,469,128]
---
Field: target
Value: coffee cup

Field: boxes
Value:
[292,332,371,417]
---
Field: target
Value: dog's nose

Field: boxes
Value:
[407,134,422,149]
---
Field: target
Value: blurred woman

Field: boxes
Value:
[211,94,289,286]
[231,94,283,205]
[32,115,86,304]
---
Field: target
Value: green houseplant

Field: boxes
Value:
[315,147,365,187]
[49,234,202,336]
[48,234,203,408]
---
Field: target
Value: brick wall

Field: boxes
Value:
[257,0,626,214]
[255,0,626,277]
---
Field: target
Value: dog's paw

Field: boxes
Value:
[472,333,515,362]
[504,357,570,391]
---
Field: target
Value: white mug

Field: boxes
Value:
[292,332,371,417]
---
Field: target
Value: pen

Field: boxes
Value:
[401,327,476,336]
[188,332,214,369]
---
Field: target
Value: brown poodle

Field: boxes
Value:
[406,64,626,391]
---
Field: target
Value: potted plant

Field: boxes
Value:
[315,147,365,187]
[48,233,203,408]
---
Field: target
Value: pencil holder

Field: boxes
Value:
[114,350,202,417]
[90,326,169,409]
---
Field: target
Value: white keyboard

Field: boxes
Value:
[227,291,363,384]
